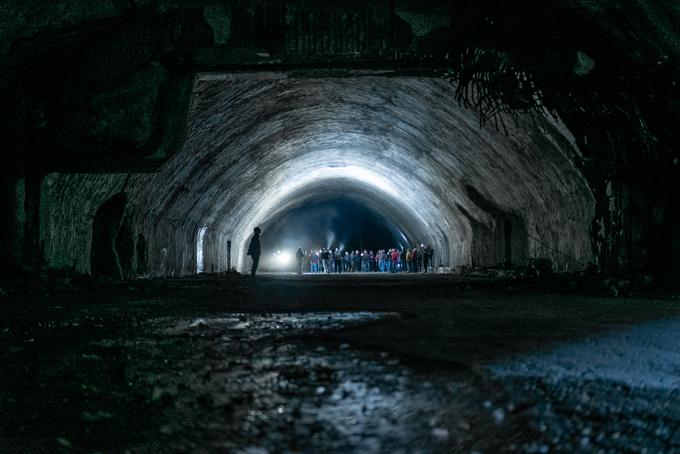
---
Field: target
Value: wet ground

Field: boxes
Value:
[2,272,680,453]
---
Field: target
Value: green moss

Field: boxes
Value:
[395,10,448,38]
[204,4,231,45]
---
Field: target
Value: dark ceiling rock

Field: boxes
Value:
[0,4,212,173]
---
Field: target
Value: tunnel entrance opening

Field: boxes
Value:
[257,198,405,272]
[231,173,437,273]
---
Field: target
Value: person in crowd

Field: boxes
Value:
[296,248,304,275]
[321,248,331,273]
[390,248,398,272]
[312,249,320,273]
[300,241,433,275]
[423,244,433,272]
[302,250,310,273]
[307,250,312,273]
[334,248,343,273]
[246,227,261,280]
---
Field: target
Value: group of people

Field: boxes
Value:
[295,246,435,274]
[247,226,436,279]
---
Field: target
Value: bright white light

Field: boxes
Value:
[274,165,401,201]
[236,162,434,271]
[277,251,291,266]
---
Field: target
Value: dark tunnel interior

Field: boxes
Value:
[2,2,678,280]
[2,1,680,452]
[261,198,404,262]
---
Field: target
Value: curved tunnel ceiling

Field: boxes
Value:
[118,72,594,273]
[263,193,416,252]
[255,179,438,250]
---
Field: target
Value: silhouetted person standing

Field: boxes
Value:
[247,227,261,280]
[423,244,433,272]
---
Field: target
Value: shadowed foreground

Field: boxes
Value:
[1,273,680,453]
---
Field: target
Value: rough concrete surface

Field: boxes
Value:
[40,75,594,277]
[2,273,680,453]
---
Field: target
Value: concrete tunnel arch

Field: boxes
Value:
[41,73,596,276]
[223,172,456,271]
[175,74,594,274]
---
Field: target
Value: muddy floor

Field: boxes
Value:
[2,272,680,453]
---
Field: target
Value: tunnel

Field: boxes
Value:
[40,74,594,276]
[262,197,406,262]
[4,0,679,280]
[4,2,680,452]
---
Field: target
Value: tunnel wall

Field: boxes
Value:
[40,75,595,277]
[147,75,594,274]
[41,173,128,274]
[1,178,25,268]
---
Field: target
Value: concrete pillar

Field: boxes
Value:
[227,240,231,270]
[0,173,44,269]
[23,173,43,265]
[0,176,23,269]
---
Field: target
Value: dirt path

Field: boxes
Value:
[1,273,680,452]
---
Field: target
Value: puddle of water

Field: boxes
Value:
[122,311,474,452]
[161,312,397,337]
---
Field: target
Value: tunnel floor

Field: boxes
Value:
[2,274,680,453]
